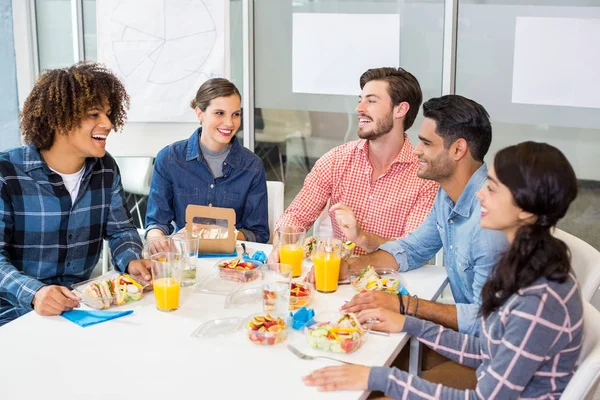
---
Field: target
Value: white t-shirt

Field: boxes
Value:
[49,165,85,204]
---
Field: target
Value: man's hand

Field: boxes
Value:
[266,246,280,263]
[341,291,400,314]
[127,259,152,286]
[32,285,81,316]
[357,308,406,333]
[303,365,370,392]
[330,203,362,243]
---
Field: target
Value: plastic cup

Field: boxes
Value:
[143,235,173,259]
[171,233,199,287]
[277,226,306,278]
[261,263,292,314]
[150,252,182,312]
[313,238,342,293]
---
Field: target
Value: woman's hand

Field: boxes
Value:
[357,308,406,333]
[303,365,370,392]
[145,229,170,256]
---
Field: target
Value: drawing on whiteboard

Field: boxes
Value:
[110,0,216,84]
[97,0,227,122]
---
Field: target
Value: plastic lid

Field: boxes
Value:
[191,317,244,339]
[224,287,262,309]
[195,274,243,295]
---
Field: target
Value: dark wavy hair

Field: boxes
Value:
[480,142,578,317]
[20,62,129,150]
[422,95,492,162]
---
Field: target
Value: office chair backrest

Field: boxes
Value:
[113,156,153,196]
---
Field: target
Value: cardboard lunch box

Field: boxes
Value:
[185,204,236,254]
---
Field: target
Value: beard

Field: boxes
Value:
[417,151,454,182]
[357,112,394,141]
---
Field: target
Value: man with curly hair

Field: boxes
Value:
[0,62,150,326]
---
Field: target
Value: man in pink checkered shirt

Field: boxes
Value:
[273,67,438,256]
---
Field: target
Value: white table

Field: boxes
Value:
[0,242,447,400]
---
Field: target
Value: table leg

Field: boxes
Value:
[408,336,422,376]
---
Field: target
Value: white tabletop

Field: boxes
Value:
[0,242,447,400]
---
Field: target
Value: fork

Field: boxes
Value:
[240,243,250,259]
[287,344,356,365]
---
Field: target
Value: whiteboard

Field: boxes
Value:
[512,16,600,109]
[97,0,229,122]
[292,13,400,96]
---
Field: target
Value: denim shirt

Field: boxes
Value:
[145,128,270,243]
[379,164,508,335]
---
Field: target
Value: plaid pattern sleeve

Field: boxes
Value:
[0,175,46,311]
[0,146,142,326]
[367,274,583,399]
[403,315,483,369]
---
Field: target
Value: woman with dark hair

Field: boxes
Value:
[145,78,269,245]
[303,141,583,399]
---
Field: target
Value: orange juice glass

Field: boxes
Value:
[150,252,182,312]
[313,238,342,293]
[153,278,180,311]
[277,226,306,278]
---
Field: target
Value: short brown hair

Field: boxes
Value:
[359,67,422,131]
[190,78,241,111]
[20,62,129,151]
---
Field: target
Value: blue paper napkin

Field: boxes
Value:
[61,309,133,327]
[197,251,238,258]
[290,307,315,330]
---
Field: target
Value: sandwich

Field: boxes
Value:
[81,274,143,309]
[82,282,111,309]
[303,237,355,260]
[303,236,318,260]
[337,312,366,335]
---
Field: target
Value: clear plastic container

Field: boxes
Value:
[72,271,147,309]
[304,311,369,354]
[224,282,313,311]
[190,317,244,339]
[224,287,262,309]
[196,274,243,296]
[349,268,405,294]
[215,258,262,282]
[289,282,313,311]
[245,313,290,346]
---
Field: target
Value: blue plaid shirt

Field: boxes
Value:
[0,145,143,326]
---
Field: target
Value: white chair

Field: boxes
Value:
[266,181,284,243]
[561,301,600,399]
[102,157,154,273]
[554,228,600,302]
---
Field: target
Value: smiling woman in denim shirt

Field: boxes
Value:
[145,78,269,243]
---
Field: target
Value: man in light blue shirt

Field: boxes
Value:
[340,95,507,336]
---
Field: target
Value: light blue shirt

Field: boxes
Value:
[379,164,508,335]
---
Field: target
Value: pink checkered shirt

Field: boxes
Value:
[275,136,438,254]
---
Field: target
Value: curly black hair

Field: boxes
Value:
[20,62,130,150]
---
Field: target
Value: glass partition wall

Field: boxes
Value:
[25,0,600,249]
